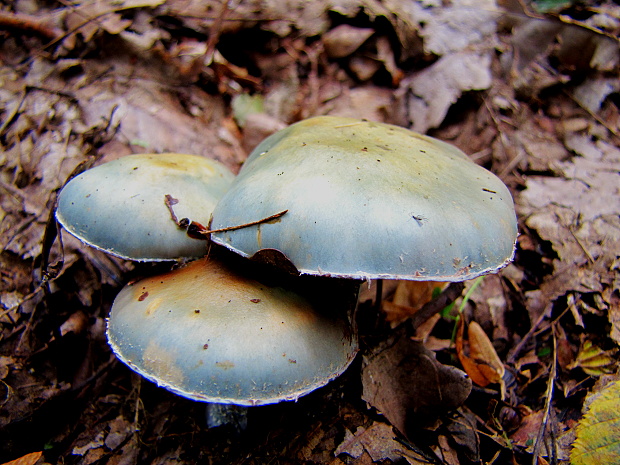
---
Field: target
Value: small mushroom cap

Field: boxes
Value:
[56,153,234,261]
[211,116,517,281]
[106,257,358,406]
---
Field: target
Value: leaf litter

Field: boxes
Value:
[1,0,619,463]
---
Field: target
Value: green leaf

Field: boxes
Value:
[532,0,572,13]
[571,379,620,464]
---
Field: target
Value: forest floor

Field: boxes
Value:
[0,0,619,464]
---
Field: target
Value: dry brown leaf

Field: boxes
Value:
[322,24,374,59]
[456,319,505,390]
[0,452,42,465]
[382,280,447,327]
[399,51,493,133]
[362,336,471,437]
[335,422,404,462]
[59,310,89,337]
[468,321,505,384]
[323,85,395,123]
[418,0,499,56]
[609,294,620,345]
[456,318,489,388]
[568,340,617,376]
[510,409,544,449]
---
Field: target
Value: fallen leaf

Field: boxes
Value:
[418,0,499,56]
[335,422,404,462]
[362,335,471,437]
[59,310,89,337]
[456,319,505,392]
[468,321,505,384]
[568,340,617,376]
[573,77,620,114]
[322,24,374,59]
[324,85,395,123]
[510,409,544,448]
[522,136,620,221]
[399,51,493,133]
[0,451,42,465]
[571,379,620,464]
[382,280,447,327]
[609,294,620,345]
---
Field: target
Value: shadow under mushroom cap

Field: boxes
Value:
[210,116,518,281]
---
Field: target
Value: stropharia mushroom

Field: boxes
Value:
[106,256,358,405]
[56,153,234,261]
[210,116,517,281]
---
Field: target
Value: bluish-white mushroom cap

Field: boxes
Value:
[56,153,234,261]
[106,257,358,406]
[210,116,518,282]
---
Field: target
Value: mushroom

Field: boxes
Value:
[56,153,234,261]
[106,255,358,406]
[209,116,517,282]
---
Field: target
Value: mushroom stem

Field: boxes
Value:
[374,279,383,314]
[206,403,248,433]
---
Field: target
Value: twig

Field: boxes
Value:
[0,89,26,138]
[531,328,558,465]
[410,281,466,330]
[198,210,289,235]
[507,303,551,364]
[0,10,62,39]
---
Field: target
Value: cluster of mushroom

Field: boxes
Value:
[56,116,518,407]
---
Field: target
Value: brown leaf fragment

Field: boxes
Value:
[0,451,43,465]
[568,340,617,376]
[399,51,493,133]
[59,310,89,337]
[383,281,447,327]
[510,409,544,449]
[362,336,471,437]
[467,321,505,385]
[335,422,404,462]
[322,24,374,59]
[609,293,620,345]
[456,319,505,391]
[445,409,480,463]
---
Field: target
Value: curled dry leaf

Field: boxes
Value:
[456,319,505,392]
[335,422,404,462]
[568,340,617,376]
[59,310,89,337]
[322,24,374,59]
[362,336,471,437]
[0,451,43,465]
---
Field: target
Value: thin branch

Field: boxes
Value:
[410,281,466,330]
[531,328,558,464]
[198,210,289,235]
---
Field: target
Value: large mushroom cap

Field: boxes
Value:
[106,257,358,406]
[56,153,234,261]
[210,116,517,281]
